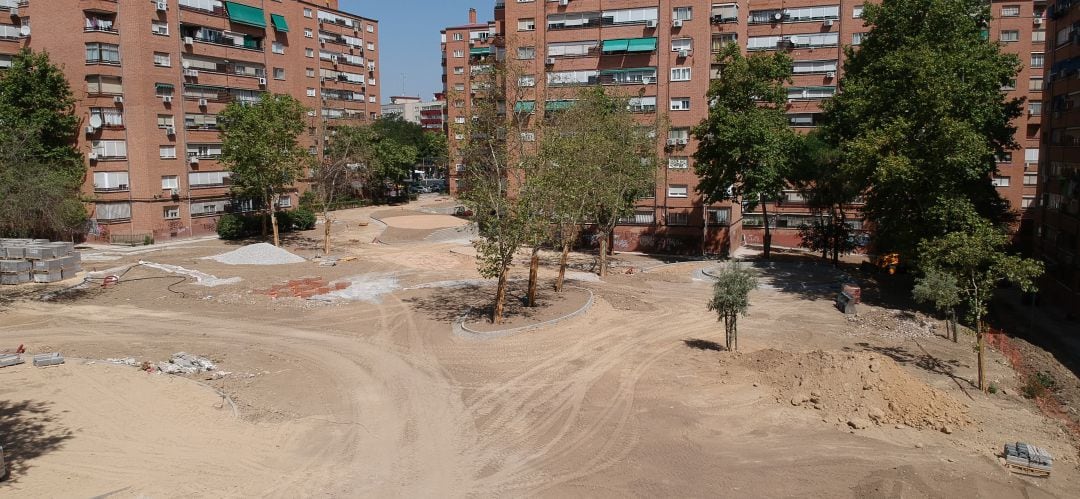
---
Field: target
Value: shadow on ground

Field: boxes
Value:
[404,280,562,324]
[683,339,725,351]
[0,400,73,484]
[852,341,975,400]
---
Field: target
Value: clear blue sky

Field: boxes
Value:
[340,0,494,103]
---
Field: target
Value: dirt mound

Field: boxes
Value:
[741,349,971,431]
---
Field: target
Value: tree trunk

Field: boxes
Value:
[732,315,738,352]
[950,309,959,342]
[974,281,986,392]
[493,265,508,324]
[724,315,732,351]
[527,247,539,307]
[761,196,772,260]
[555,240,570,292]
[598,231,609,277]
[269,196,281,247]
[323,211,332,255]
[262,211,269,237]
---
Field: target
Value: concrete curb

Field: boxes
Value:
[639,259,713,273]
[453,285,594,340]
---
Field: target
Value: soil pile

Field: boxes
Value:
[204,243,305,265]
[741,349,971,431]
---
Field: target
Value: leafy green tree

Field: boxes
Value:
[791,132,861,264]
[918,222,1043,391]
[707,263,758,351]
[913,269,963,342]
[819,0,1021,260]
[0,49,86,238]
[693,43,796,260]
[219,94,310,247]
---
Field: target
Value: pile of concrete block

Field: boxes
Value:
[0,353,24,368]
[32,352,64,367]
[1004,442,1053,476]
[0,238,81,285]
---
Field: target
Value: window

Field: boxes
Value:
[91,140,127,159]
[785,6,840,22]
[188,171,230,187]
[1032,30,1045,43]
[153,52,171,67]
[1025,148,1039,164]
[1024,174,1038,186]
[708,208,731,226]
[667,211,690,226]
[455,117,466,124]
[673,7,692,21]
[548,41,599,57]
[991,176,1010,187]
[671,38,692,52]
[304,28,312,38]
[792,59,837,74]
[852,32,865,45]
[152,21,169,36]
[788,113,821,127]
[454,83,465,91]
[670,67,691,81]
[95,202,132,221]
[853,5,864,18]
[156,115,174,128]
[87,75,123,95]
[161,175,179,189]
[367,42,375,51]
[1031,53,1044,69]
[995,152,1013,163]
[667,185,689,198]
[517,46,535,60]
[155,83,173,98]
[160,146,177,159]
[519,74,535,87]
[619,210,656,225]
[547,70,598,86]
[1029,77,1043,92]
[306,87,316,97]
[272,42,284,54]
[305,48,314,57]
[85,43,120,64]
[668,156,689,169]
[453,33,463,41]
[628,96,657,112]
[521,132,536,142]
[1002,78,1016,91]
[163,206,180,220]
[670,97,690,111]
[303,7,312,18]
[90,107,123,128]
[1000,30,1019,42]
[1029,101,1042,116]
[668,128,690,142]
[277,196,292,208]
[306,67,314,77]
[190,199,229,216]
[1001,5,1020,17]
[367,24,374,33]
[518,18,535,31]
[92,172,129,191]
[187,143,223,159]
[712,33,737,52]
[453,49,463,58]
[274,67,285,79]
[1021,196,1035,208]
[787,86,836,99]
[453,66,464,74]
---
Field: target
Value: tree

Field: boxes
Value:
[707,263,758,351]
[913,269,963,342]
[314,129,364,255]
[694,43,797,260]
[219,94,310,247]
[918,221,1043,392]
[0,49,86,238]
[819,0,1021,260]
[791,132,861,265]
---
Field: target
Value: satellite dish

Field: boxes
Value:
[19,25,30,37]
[88,115,103,128]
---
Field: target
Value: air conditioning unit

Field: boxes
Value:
[198,98,208,107]
[258,77,267,86]
[165,126,175,136]
[162,95,173,103]
[825,71,836,79]
[156,1,167,11]
[1034,18,1043,25]
[559,0,569,5]
[672,19,683,28]
[113,96,124,105]
[641,77,653,84]
[118,184,128,190]
[677,49,689,57]
[89,152,99,161]
[184,69,199,77]
[85,126,97,135]
[189,157,199,165]
[823,19,834,27]
[677,138,688,145]
[545,57,556,65]
[646,19,658,28]
[9,7,17,17]
[171,188,180,196]
[666,138,678,146]
[773,12,784,21]
[184,36,194,45]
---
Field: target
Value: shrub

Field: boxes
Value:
[1022,371,1056,399]
[298,190,317,210]
[290,208,316,230]
[216,214,247,240]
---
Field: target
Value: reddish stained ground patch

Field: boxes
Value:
[256,276,344,299]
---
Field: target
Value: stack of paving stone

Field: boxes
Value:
[0,238,81,285]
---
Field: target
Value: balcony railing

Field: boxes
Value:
[93,185,129,193]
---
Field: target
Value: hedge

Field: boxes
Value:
[216,208,316,240]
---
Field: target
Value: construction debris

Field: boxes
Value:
[0,238,81,285]
[1004,442,1053,477]
[0,353,24,368]
[157,352,216,375]
[32,352,65,367]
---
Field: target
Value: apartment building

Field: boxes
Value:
[0,0,379,241]
[441,7,498,183]
[419,93,448,133]
[381,95,423,123]
[1035,0,1080,307]
[445,1,1049,256]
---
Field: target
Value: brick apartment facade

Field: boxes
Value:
[1036,0,1080,307]
[443,1,1050,257]
[0,0,379,242]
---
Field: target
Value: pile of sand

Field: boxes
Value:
[204,243,305,265]
[741,349,972,431]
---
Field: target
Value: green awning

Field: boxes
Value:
[626,37,658,53]
[155,82,174,90]
[270,14,289,32]
[601,39,630,53]
[470,47,491,56]
[224,1,266,29]
[544,100,574,111]
[514,101,535,113]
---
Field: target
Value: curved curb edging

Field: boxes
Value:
[453,285,595,340]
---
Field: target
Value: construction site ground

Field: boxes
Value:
[1,195,1077,497]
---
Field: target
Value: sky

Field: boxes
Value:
[340,0,495,104]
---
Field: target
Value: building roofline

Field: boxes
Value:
[298,0,379,24]
[441,23,491,32]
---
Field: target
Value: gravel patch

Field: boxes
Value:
[203,243,306,266]
[310,273,401,303]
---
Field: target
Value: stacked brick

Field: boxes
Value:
[0,239,82,285]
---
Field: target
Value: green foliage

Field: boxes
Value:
[1022,372,1056,399]
[324,124,418,198]
[372,115,444,165]
[219,94,310,209]
[289,208,316,230]
[820,0,1022,258]
[215,214,247,240]
[215,210,312,240]
[299,190,317,210]
[0,49,86,238]
[913,268,963,314]
[988,382,998,394]
[707,262,758,351]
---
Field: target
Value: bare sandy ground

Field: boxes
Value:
[0,198,1077,497]
[381,214,468,230]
